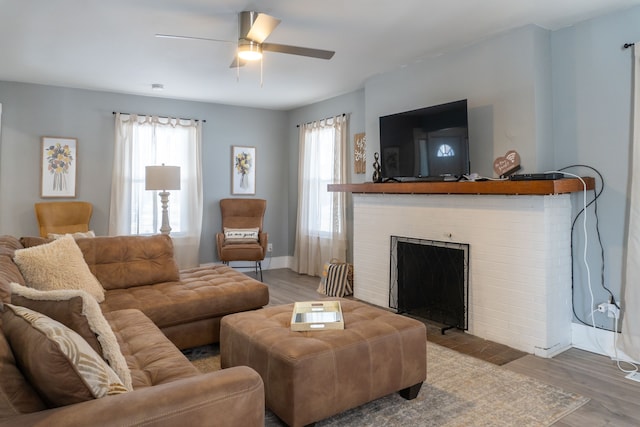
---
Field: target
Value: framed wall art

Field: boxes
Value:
[232,145,256,195]
[41,136,77,198]
[354,132,366,174]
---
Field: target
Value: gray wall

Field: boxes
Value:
[364,25,552,178]
[552,6,640,329]
[0,82,288,264]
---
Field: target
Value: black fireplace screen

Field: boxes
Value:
[389,236,469,331]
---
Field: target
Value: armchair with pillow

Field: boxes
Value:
[216,198,268,281]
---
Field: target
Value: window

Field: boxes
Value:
[437,143,455,157]
[312,125,340,234]
[110,114,203,268]
[303,124,341,235]
[128,122,191,234]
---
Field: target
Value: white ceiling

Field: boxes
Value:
[1,0,639,110]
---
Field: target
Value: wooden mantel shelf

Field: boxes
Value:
[328,177,594,195]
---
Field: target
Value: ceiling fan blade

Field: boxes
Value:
[155,33,235,44]
[241,11,280,43]
[229,57,247,68]
[262,43,335,60]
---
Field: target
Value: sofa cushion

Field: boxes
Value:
[2,304,129,408]
[13,235,105,302]
[100,264,270,330]
[224,227,259,244]
[0,235,25,304]
[0,327,46,417]
[76,235,180,290]
[103,309,200,388]
[19,236,53,248]
[9,283,132,390]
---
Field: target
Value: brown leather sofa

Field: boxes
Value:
[78,234,270,349]
[0,234,269,426]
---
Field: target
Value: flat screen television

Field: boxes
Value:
[379,99,470,181]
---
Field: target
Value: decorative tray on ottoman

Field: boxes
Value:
[290,300,344,331]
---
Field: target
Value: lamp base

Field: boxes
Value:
[158,191,172,235]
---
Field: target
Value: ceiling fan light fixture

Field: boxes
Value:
[237,39,262,61]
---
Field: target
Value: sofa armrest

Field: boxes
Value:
[0,367,264,427]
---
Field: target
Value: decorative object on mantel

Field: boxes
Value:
[353,132,366,174]
[372,152,382,183]
[41,137,77,198]
[493,150,521,177]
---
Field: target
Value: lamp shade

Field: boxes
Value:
[145,165,180,191]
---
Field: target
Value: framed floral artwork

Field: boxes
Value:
[232,145,256,195]
[354,132,366,174]
[41,136,77,198]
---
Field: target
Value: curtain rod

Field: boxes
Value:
[624,43,635,49]
[296,113,346,128]
[112,111,206,123]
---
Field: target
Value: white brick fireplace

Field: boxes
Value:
[352,193,574,357]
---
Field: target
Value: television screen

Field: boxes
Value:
[379,99,469,181]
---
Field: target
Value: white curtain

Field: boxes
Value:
[293,115,348,276]
[619,44,640,362]
[109,113,203,269]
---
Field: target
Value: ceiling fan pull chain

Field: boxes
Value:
[236,53,240,82]
[260,56,264,87]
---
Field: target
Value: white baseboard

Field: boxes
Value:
[571,323,616,357]
[571,322,640,365]
[259,255,293,270]
[533,342,572,358]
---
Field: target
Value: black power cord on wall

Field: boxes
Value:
[560,164,619,330]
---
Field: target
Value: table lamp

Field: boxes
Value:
[145,164,180,235]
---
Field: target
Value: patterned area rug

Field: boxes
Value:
[184,342,589,427]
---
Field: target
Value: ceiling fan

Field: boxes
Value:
[156,11,335,68]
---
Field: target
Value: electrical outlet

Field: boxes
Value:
[267,243,273,252]
[597,302,620,319]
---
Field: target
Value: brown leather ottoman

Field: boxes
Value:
[220,299,426,427]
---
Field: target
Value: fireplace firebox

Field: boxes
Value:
[390,236,469,332]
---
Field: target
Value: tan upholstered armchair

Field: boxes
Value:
[34,201,93,238]
[216,198,268,281]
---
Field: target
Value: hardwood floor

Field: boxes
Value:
[506,350,640,426]
[259,268,323,306]
[249,268,640,426]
